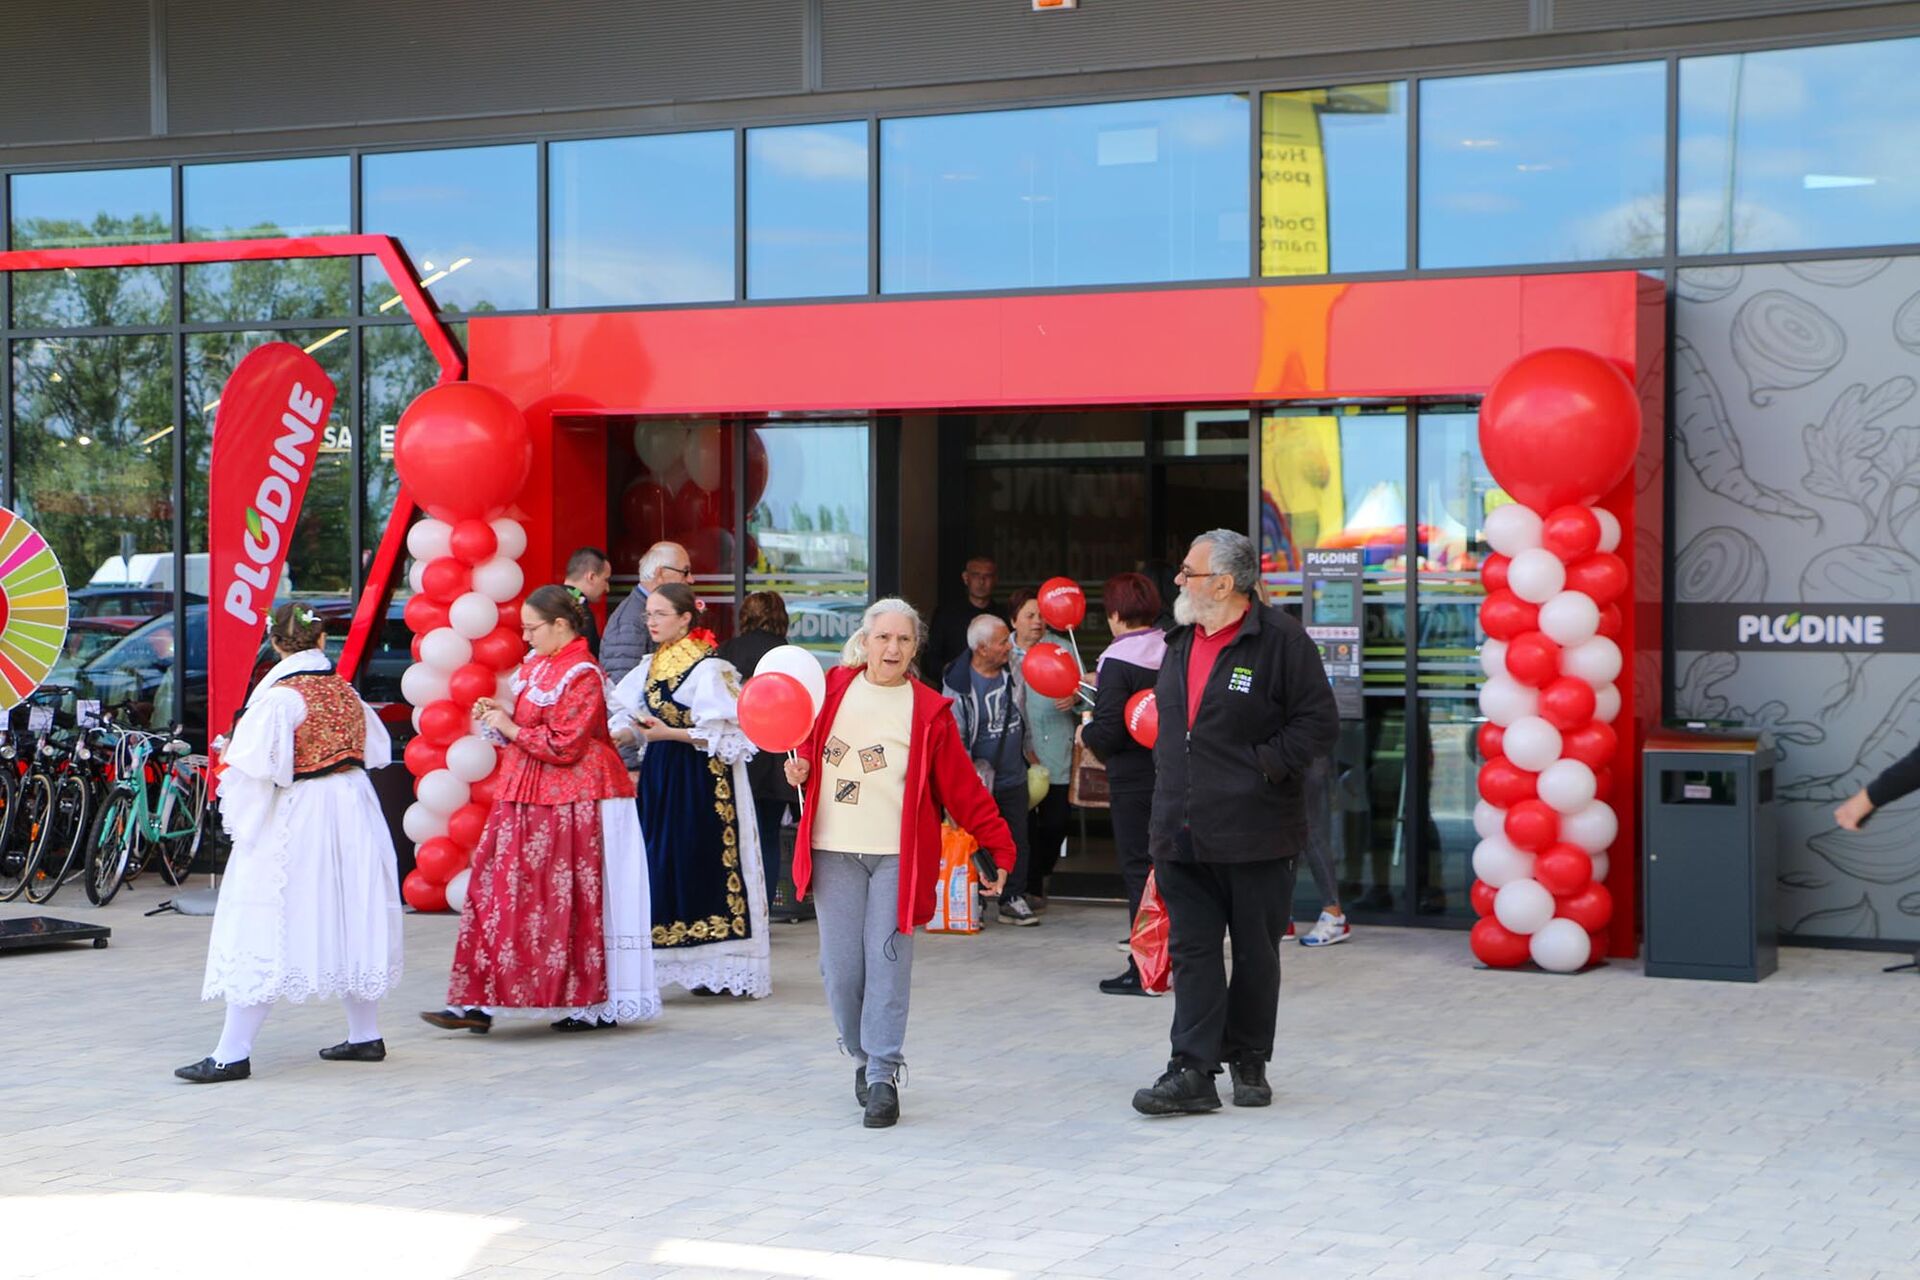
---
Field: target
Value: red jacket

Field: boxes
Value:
[792,665,1017,934]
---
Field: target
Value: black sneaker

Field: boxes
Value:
[1099,967,1158,997]
[1131,1063,1221,1116]
[318,1038,387,1062]
[174,1056,250,1084]
[863,1080,900,1128]
[1228,1058,1272,1107]
[419,1008,492,1034]
[855,1065,870,1107]
[998,895,1041,927]
[550,1016,613,1032]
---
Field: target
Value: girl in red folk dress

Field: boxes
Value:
[422,586,658,1034]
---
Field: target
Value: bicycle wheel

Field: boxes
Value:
[24,774,90,905]
[83,788,136,907]
[154,763,208,887]
[0,773,42,902]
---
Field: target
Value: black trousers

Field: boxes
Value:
[1155,851,1298,1073]
[1110,787,1154,928]
[1026,784,1070,895]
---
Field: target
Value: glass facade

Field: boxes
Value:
[1261,83,1407,276]
[550,132,735,308]
[362,144,537,313]
[747,123,869,300]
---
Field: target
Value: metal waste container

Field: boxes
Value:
[1642,726,1778,982]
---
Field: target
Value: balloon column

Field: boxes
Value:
[392,383,534,913]
[1469,348,1637,974]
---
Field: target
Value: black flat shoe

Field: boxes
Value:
[419,1008,492,1034]
[1131,1063,1221,1116]
[1228,1058,1272,1107]
[175,1056,250,1084]
[688,986,726,997]
[550,1016,614,1032]
[318,1039,387,1062]
[1099,968,1157,997]
[863,1081,899,1129]
[855,1065,869,1107]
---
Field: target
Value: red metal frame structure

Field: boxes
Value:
[0,235,462,678]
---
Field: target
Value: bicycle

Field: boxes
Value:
[0,732,33,902]
[84,721,206,907]
[19,724,99,905]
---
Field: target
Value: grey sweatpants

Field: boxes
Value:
[814,850,915,1086]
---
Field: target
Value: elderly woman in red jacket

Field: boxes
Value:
[785,597,1015,1129]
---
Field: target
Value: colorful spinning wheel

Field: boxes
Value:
[0,510,68,709]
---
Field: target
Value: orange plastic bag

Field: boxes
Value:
[926,823,982,934]
[1129,869,1171,992]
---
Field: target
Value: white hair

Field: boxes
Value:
[841,597,924,668]
[1191,529,1259,595]
[966,612,1009,652]
[637,541,685,586]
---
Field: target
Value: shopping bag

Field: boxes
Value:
[1067,741,1110,809]
[926,822,982,934]
[1129,869,1171,992]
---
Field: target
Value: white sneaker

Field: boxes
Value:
[1300,911,1351,947]
[998,895,1041,927]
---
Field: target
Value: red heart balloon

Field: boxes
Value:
[1562,720,1618,770]
[1480,553,1511,593]
[1478,347,1640,511]
[1505,631,1561,688]
[1555,880,1614,932]
[1540,506,1602,563]
[1475,721,1505,761]
[1566,552,1629,606]
[1470,878,1498,918]
[1539,677,1597,731]
[1470,916,1531,967]
[1477,758,1538,807]
[1534,843,1593,896]
[1504,799,1559,851]
[1479,590,1540,642]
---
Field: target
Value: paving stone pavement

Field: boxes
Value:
[3,886,1919,1280]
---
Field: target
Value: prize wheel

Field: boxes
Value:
[0,510,68,710]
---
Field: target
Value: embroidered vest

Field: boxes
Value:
[279,673,367,779]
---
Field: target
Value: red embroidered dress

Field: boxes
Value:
[447,639,634,1011]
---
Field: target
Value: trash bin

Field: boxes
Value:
[1642,726,1778,982]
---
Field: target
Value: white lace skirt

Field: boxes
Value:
[650,760,772,999]
[201,769,404,1006]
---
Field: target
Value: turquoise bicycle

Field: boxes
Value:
[83,722,207,907]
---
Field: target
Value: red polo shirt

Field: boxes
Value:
[1186,608,1247,727]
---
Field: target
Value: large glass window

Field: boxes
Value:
[1261,83,1406,276]
[9,167,171,327]
[362,145,536,314]
[362,324,440,573]
[747,122,868,300]
[184,156,352,322]
[550,132,735,309]
[1680,37,1920,255]
[1419,62,1666,268]
[881,94,1249,293]
[747,423,870,665]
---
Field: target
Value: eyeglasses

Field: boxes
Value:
[521,619,553,636]
[1174,565,1225,582]
[660,564,694,578]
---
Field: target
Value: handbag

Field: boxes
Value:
[1067,740,1110,809]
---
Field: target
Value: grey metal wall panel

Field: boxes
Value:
[820,0,1532,91]
[164,0,804,135]
[0,1,150,145]
[1554,0,1894,31]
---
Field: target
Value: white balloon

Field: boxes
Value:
[1529,917,1592,973]
[407,518,452,562]
[683,423,725,493]
[1539,591,1601,646]
[1478,675,1539,728]
[637,424,690,474]
[1593,507,1622,554]
[489,517,528,561]
[420,627,472,674]
[1560,800,1618,854]
[408,558,428,597]
[411,705,424,734]
[1494,877,1556,935]
[1502,715,1563,773]
[445,868,472,914]
[1507,548,1567,605]
[1561,635,1622,688]
[472,556,525,604]
[418,768,471,817]
[1593,683,1622,724]
[1472,836,1535,888]
[401,662,450,708]
[752,643,829,716]
[1473,800,1507,841]
[1589,849,1611,883]
[1485,503,1544,557]
[1479,639,1508,679]
[403,801,448,844]
[446,735,497,783]
[450,591,498,640]
[1537,758,1598,814]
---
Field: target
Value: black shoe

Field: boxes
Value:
[1099,967,1157,997]
[318,1038,387,1062]
[419,1008,492,1034]
[1228,1058,1272,1107]
[1131,1063,1221,1116]
[550,1016,614,1032]
[863,1081,899,1128]
[175,1056,250,1084]
[855,1065,870,1108]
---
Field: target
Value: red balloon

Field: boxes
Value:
[448,663,497,708]
[744,429,770,510]
[403,594,450,634]
[1593,767,1614,803]
[682,526,735,575]
[1566,552,1629,606]
[1588,929,1610,960]
[1038,577,1087,631]
[414,836,466,882]
[1539,677,1598,731]
[1562,720,1618,770]
[472,624,526,672]
[1505,631,1562,688]
[1596,602,1624,638]
[1477,758,1538,807]
[421,558,471,604]
[410,634,424,663]
[1475,721,1505,761]
[1480,553,1510,593]
[469,769,501,808]
[1534,842,1593,896]
[737,672,815,752]
[402,869,449,912]
[448,518,499,566]
[1471,917,1531,968]
[404,736,448,777]
[447,802,490,850]
[1021,642,1079,699]
[498,600,521,630]
[671,481,726,533]
[1479,590,1540,641]
[1470,878,1498,918]
[1478,347,1640,512]
[394,382,533,522]
[621,479,670,541]
[1556,881,1614,932]
[610,533,647,578]
[418,699,467,748]
[1504,798,1559,851]
[1540,506,1602,563]
[1124,689,1159,748]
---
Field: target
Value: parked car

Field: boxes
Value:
[48,618,141,692]
[67,587,190,624]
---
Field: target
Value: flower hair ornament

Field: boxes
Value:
[296,606,320,627]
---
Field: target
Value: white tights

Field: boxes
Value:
[213,998,382,1065]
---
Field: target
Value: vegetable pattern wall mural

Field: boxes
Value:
[1675,256,1920,943]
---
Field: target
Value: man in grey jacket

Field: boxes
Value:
[941,613,1039,926]
[600,540,692,769]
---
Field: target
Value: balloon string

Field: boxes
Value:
[1065,627,1084,671]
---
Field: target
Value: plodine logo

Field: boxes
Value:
[1736,611,1886,646]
